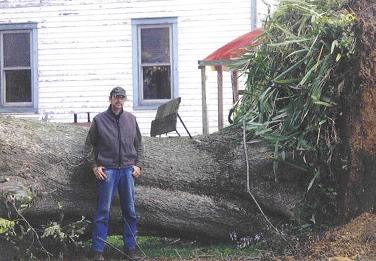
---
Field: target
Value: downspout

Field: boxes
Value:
[251,0,257,29]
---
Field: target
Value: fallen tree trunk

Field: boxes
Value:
[0,115,305,241]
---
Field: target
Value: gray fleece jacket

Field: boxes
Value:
[84,106,143,169]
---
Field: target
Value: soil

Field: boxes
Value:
[340,0,376,219]
[275,212,376,261]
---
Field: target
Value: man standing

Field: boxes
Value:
[85,87,143,261]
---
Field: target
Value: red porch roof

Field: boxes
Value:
[203,28,263,62]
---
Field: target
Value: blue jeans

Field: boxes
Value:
[91,166,137,252]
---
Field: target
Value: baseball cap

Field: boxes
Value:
[110,86,127,98]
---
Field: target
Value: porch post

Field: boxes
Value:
[199,65,209,135]
[216,65,224,130]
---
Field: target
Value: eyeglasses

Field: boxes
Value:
[112,95,126,100]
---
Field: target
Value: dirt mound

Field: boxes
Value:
[306,212,375,260]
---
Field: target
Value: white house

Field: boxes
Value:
[0,0,278,136]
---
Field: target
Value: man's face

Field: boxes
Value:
[109,95,125,111]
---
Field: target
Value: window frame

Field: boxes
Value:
[0,23,38,113]
[132,17,178,109]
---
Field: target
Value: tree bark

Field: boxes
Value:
[0,116,305,241]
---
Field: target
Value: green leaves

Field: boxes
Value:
[0,218,15,234]
[233,0,356,191]
[42,222,65,240]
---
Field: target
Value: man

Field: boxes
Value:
[85,86,143,261]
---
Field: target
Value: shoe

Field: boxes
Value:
[93,251,105,261]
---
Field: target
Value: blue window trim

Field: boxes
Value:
[0,23,38,113]
[131,17,178,110]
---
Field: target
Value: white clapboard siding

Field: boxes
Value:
[0,0,279,136]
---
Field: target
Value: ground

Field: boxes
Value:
[306,213,375,260]
[144,212,376,261]
[275,212,376,261]
[39,212,374,260]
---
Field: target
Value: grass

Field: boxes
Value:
[105,235,265,259]
[4,235,267,261]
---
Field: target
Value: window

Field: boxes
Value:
[132,18,178,108]
[0,23,37,112]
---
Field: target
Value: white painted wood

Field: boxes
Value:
[0,0,279,136]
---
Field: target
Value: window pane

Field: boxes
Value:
[141,27,170,64]
[5,70,32,103]
[142,66,171,99]
[3,32,31,67]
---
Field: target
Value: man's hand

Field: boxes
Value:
[93,166,107,180]
[132,166,141,178]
